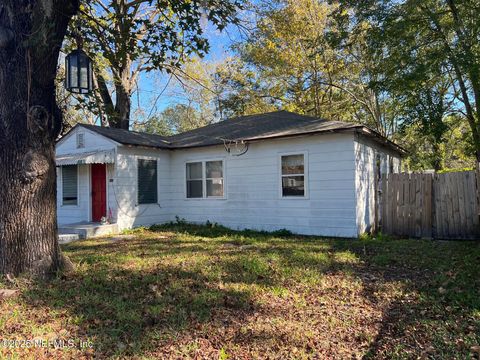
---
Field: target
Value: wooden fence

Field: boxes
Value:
[380,170,480,239]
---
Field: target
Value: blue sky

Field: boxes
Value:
[131,21,245,123]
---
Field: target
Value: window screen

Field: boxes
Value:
[186,160,224,198]
[186,162,203,198]
[206,161,224,197]
[138,159,158,204]
[281,154,305,197]
[62,165,78,205]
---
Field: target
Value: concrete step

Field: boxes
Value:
[58,227,87,239]
[58,223,118,239]
[58,233,81,244]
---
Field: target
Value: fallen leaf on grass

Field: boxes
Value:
[5,273,15,283]
[455,338,465,348]
[0,289,19,300]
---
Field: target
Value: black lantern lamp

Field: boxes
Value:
[65,41,93,94]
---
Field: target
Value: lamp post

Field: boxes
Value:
[65,38,93,94]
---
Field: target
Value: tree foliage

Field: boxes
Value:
[216,0,404,136]
[336,0,480,162]
[62,0,479,169]
[135,104,209,135]
[69,0,244,129]
[398,115,475,171]
[135,57,224,134]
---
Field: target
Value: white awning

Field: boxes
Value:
[56,150,115,166]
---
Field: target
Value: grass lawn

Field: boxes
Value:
[1,223,479,359]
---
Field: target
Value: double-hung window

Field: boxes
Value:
[186,162,203,198]
[281,153,306,197]
[62,165,78,205]
[206,161,224,197]
[186,160,224,198]
[137,159,158,204]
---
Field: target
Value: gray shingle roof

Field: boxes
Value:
[78,124,172,149]
[167,111,362,148]
[75,111,405,154]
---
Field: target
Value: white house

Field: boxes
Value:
[55,111,403,238]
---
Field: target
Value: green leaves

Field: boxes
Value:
[67,0,244,128]
[340,0,480,164]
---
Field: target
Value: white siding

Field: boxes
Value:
[354,134,402,235]
[168,133,358,237]
[56,126,118,155]
[56,127,118,225]
[57,163,116,225]
[57,164,90,224]
[112,146,171,229]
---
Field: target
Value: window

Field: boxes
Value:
[281,154,306,197]
[186,160,224,198]
[186,162,203,198]
[206,161,224,197]
[62,165,78,205]
[76,133,85,148]
[137,159,158,204]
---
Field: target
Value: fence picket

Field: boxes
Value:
[442,174,450,238]
[409,174,416,235]
[380,170,477,239]
[424,174,433,239]
[456,173,466,237]
[464,172,474,235]
[414,174,421,237]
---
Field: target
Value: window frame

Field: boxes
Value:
[136,158,159,205]
[61,164,79,207]
[185,158,226,200]
[186,161,204,199]
[278,151,309,199]
[76,132,85,149]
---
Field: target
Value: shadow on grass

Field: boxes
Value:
[17,225,480,358]
[22,263,256,357]
[337,239,480,359]
[18,229,356,357]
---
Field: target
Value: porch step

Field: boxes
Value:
[58,223,118,239]
[58,233,81,244]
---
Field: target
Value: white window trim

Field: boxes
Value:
[60,164,80,207]
[278,151,309,199]
[185,161,204,199]
[136,157,160,206]
[184,158,226,200]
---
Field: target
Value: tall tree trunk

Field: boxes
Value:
[113,57,133,130]
[0,0,78,277]
[95,64,132,130]
[114,83,131,130]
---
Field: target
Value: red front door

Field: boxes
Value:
[91,164,106,222]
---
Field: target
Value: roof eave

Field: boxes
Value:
[169,126,363,149]
[356,127,407,156]
[170,126,406,156]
